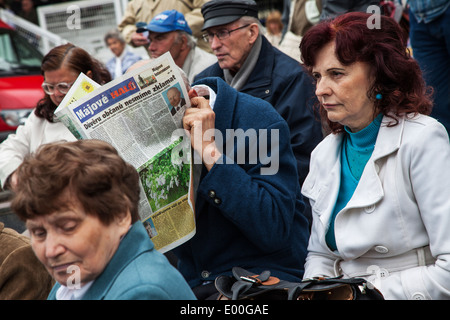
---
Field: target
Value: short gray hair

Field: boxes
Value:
[176,30,196,49]
[239,16,262,32]
[104,29,126,45]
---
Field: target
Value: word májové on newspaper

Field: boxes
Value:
[54,53,195,253]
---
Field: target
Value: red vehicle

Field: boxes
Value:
[0,19,44,142]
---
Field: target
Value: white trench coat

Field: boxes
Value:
[0,112,76,187]
[302,114,450,300]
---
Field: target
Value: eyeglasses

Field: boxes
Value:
[41,81,75,95]
[202,24,250,43]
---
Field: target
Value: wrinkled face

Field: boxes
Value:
[26,199,131,287]
[167,87,181,107]
[43,67,79,107]
[312,42,375,132]
[147,31,182,61]
[205,21,257,74]
[107,38,126,57]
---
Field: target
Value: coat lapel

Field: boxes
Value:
[372,115,404,160]
[81,222,153,300]
[302,133,343,226]
[303,115,405,223]
[346,115,404,209]
[240,36,274,92]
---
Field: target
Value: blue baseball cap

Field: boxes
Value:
[136,10,192,35]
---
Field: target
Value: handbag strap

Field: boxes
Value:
[302,276,366,287]
[232,267,278,284]
[224,267,302,299]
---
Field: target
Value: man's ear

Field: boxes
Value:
[86,70,93,78]
[181,34,189,50]
[248,23,259,44]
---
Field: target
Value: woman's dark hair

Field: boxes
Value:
[300,12,433,133]
[35,43,112,122]
[11,139,141,225]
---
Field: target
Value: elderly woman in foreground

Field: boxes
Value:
[10,139,195,300]
[300,12,450,299]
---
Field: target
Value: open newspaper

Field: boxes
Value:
[54,53,195,253]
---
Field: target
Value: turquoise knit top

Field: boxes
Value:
[326,113,383,251]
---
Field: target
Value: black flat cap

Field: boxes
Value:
[201,0,258,30]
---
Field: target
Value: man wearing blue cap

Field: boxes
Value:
[136,10,216,82]
[117,0,211,52]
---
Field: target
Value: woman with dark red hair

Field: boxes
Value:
[300,12,450,299]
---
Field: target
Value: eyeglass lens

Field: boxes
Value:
[42,82,72,95]
[203,24,250,42]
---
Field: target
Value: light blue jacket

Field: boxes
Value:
[47,222,196,300]
[106,50,142,79]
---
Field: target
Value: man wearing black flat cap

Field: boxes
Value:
[201,0,260,29]
[194,0,323,218]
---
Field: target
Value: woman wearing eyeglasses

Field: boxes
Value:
[0,43,111,190]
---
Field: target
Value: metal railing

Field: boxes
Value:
[0,8,67,55]
[2,0,147,65]
[37,0,131,62]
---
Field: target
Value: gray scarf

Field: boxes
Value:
[224,34,262,91]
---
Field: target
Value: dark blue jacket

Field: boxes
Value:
[173,77,310,288]
[194,36,323,187]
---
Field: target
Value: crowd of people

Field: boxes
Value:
[0,0,449,300]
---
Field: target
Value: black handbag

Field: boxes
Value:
[215,267,384,300]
